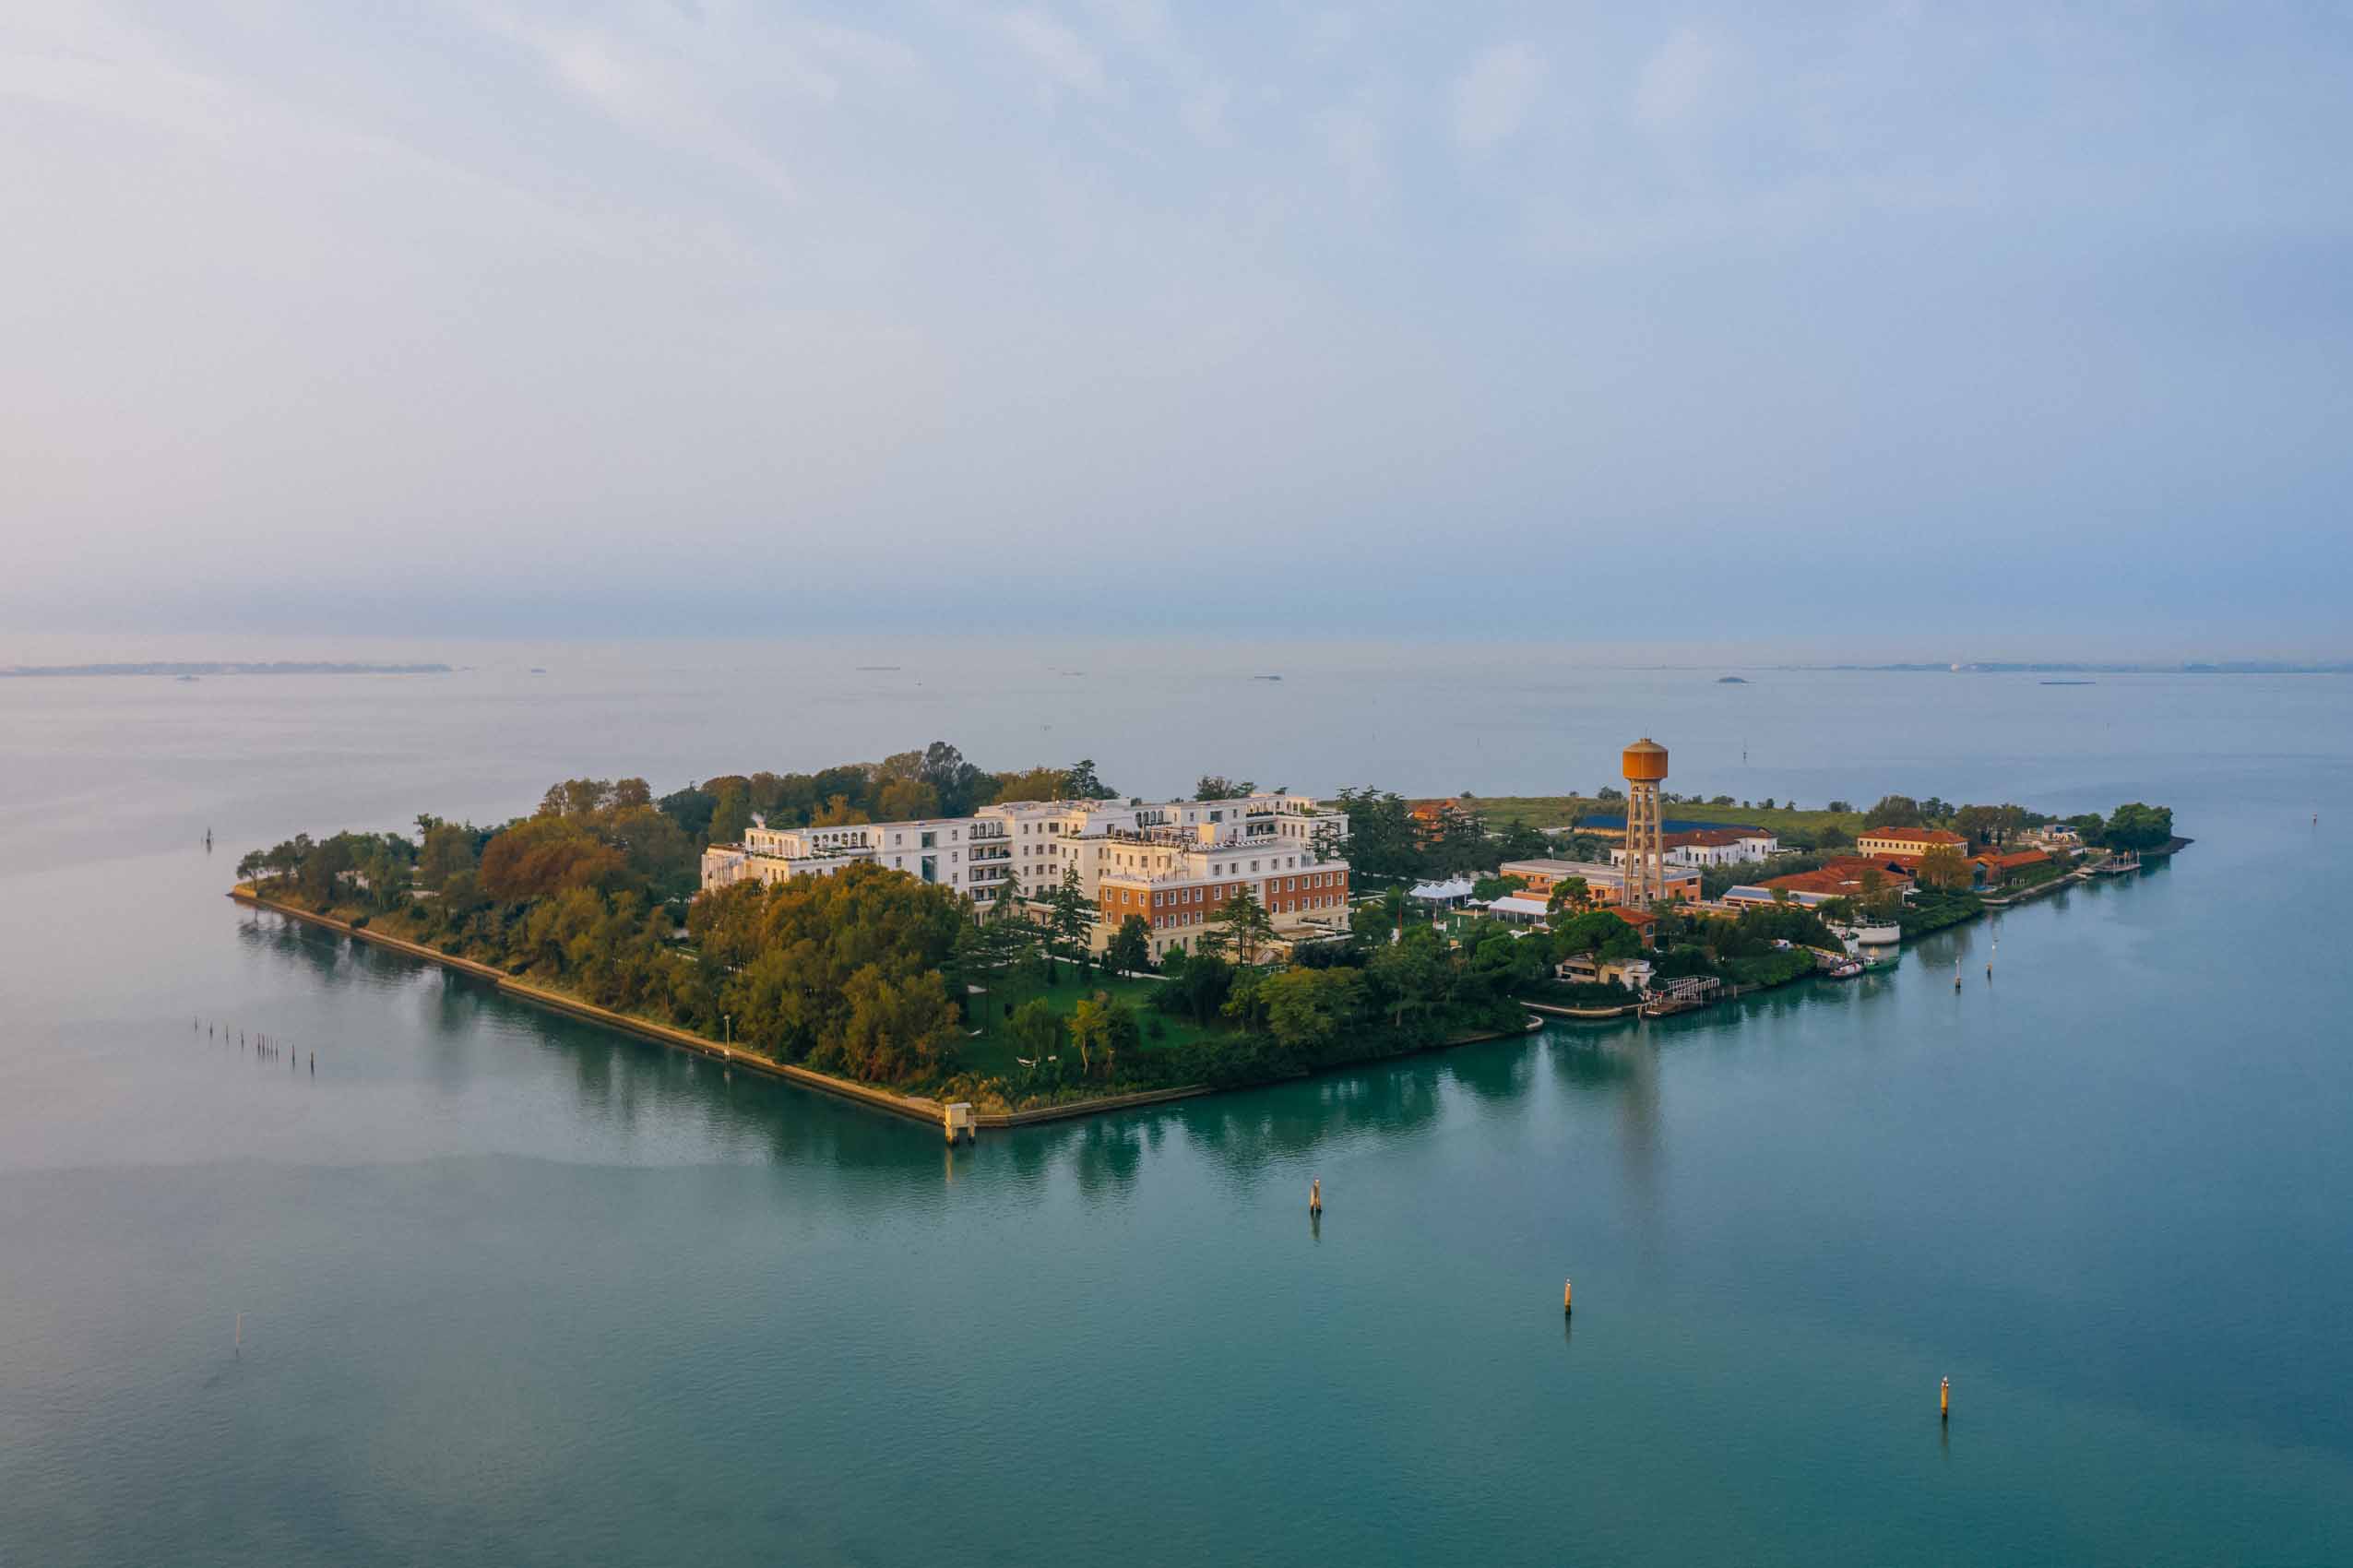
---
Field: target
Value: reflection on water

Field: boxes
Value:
[237,904,1707,1206]
[8,659,2351,1568]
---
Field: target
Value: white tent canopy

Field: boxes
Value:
[1408,877,1476,902]
[1485,894,1551,918]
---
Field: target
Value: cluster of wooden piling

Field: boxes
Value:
[195,1017,312,1074]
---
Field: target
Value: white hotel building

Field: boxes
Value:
[700,790,1353,962]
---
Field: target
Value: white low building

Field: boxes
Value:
[1610,828,1778,869]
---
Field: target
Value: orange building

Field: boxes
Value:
[1854,826,1969,861]
[1755,857,1916,900]
[1497,859,1703,908]
[1409,798,1473,844]
[1971,849,2051,884]
[1609,906,1660,947]
[1098,862,1351,961]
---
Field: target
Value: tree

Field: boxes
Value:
[1915,845,1973,890]
[1545,877,1590,917]
[609,804,698,901]
[1424,801,1493,876]
[1105,914,1153,975]
[1330,787,1420,884]
[1468,931,1550,992]
[1260,967,1364,1056]
[991,765,1067,804]
[540,778,620,819]
[1063,758,1117,800]
[1209,890,1278,965]
[1595,785,1625,803]
[874,777,942,822]
[692,861,969,1076]
[820,966,961,1084]
[2103,802,2174,850]
[707,784,754,846]
[812,793,869,826]
[1007,998,1064,1066]
[1863,794,1924,829]
[918,741,991,817]
[1157,951,1233,1025]
[1364,931,1448,1037]
[657,783,719,840]
[1954,804,2005,847]
[1309,815,1349,869]
[1046,866,1093,978]
[948,897,1037,1005]
[1194,775,1254,800]
[1347,899,1395,947]
[1066,998,1102,1076]
[1491,822,1551,861]
[415,816,479,891]
[480,817,626,902]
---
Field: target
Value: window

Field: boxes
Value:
[921,831,936,849]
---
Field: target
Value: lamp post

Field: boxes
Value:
[723,1014,732,1048]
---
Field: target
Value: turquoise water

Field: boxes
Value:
[3,643,2348,1564]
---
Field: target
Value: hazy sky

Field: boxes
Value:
[6,2,2349,647]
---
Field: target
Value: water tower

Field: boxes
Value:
[1622,738,1670,909]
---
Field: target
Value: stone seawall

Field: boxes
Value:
[232,890,1543,1131]
[232,888,960,1128]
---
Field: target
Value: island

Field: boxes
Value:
[232,743,2179,1131]
[4,660,452,678]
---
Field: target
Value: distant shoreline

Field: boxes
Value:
[1800,661,2349,675]
[3,660,453,678]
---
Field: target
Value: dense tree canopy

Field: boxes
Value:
[1863,794,1925,828]
[689,861,968,1081]
[2102,802,2175,850]
[480,817,629,901]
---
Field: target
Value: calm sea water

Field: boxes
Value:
[3,640,2348,1566]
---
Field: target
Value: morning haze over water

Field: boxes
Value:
[3,647,2348,1565]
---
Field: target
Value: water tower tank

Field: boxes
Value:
[1622,738,1670,782]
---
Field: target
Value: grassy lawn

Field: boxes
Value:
[954,967,1228,1078]
[1472,794,1869,837]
